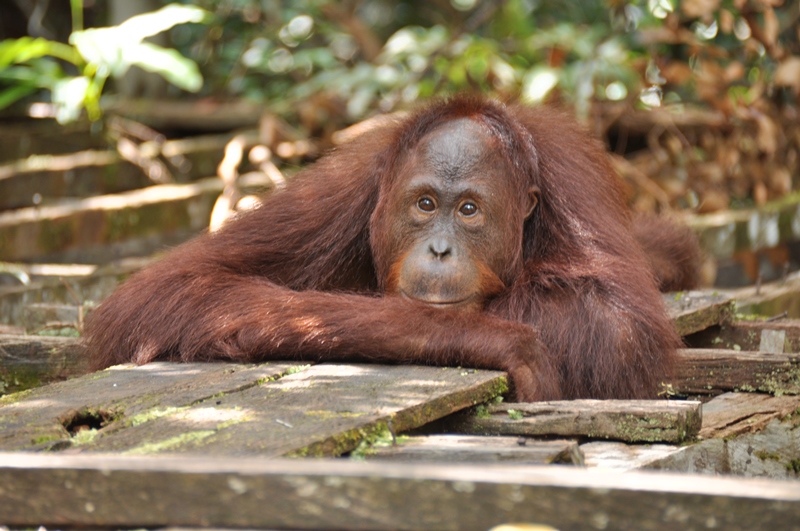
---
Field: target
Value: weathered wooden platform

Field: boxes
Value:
[1,276,800,529]
[0,362,506,456]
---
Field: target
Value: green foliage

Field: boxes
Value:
[183,0,653,120]
[172,0,795,131]
[4,0,798,150]
[0,3,210,122]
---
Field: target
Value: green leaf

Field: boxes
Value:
[69,4,209,82]
[69,29,126,77]
[125,42,203,92]
[0,37,81,68]
[114,4,209,42]
[69,4,209,56]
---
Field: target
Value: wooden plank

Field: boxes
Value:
[687,192,800,259]
[0,334,87,394]
[0,178,223,262]
[699,392,800,439]
[82,364,507,457]
[665,291,733,336]
[580,441,683,471]
[366,435,583,465]
[649,395,800,479]
[687,320,800,353]
[438,400,701,443]
[0,363,506,456]
[2,453,799,530]
[0,362,304,452]
[672,349,800,396]
[107,99,265,131]
[0,131,262,210]
[728,272,800,319]
[0,150,149,210]
[0,257,148,327]
[0,119,101,164]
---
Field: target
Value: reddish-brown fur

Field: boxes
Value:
[84,96,698,401]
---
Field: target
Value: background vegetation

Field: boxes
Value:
[1,0,799,214]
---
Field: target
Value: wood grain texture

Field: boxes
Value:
[83,364,507,457]
[0,362,506,457]
[673,348,800,396]
[699,392,800,439]
[438,399,702,443]
[665,291,733,336]
[1,453,798,530]
[0,334,87,393]
[0,361,304,451]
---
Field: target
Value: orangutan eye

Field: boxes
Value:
[459,202,478,217]
[418,197,436,212]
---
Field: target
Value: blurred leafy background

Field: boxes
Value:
[1,0,798,215]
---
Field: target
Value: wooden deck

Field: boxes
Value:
[1,281,799,529]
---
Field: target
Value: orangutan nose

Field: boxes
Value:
[428,237,452,260]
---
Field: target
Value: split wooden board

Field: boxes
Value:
[0,361,506,457]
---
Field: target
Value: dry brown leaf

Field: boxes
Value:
[753,181,768,205]
[694,161,726,184]
[660,178,687,200]
[768,166,792,196]
[661,61,694,85]
[698,189,730,213]
[719,9,735,33]
[763,7,779,47]
[718,143,741,169]
[775,56,800,92]
[681,0,720,18]
[755,113,779,155]
[724,61,745,82]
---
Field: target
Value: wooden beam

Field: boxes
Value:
[1,453,798,530]
[366,435,583,465]
[0,178,225,262]
[0,258,147,326]
[687,192,800,259]
[673,348,800,396]
[436,400,701,443]
[687,319,800,353]
[727,273,800,320]
[0,334,87,394]
[665,291,734,336]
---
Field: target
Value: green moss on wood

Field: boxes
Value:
[124,430,216,454]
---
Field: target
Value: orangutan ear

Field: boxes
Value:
[524,186,540,219]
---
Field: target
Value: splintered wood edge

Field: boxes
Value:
[667,295,735,337]
[0,453,798,530]
[284,372,508,458]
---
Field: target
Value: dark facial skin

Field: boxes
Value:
[383,118,539,309]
